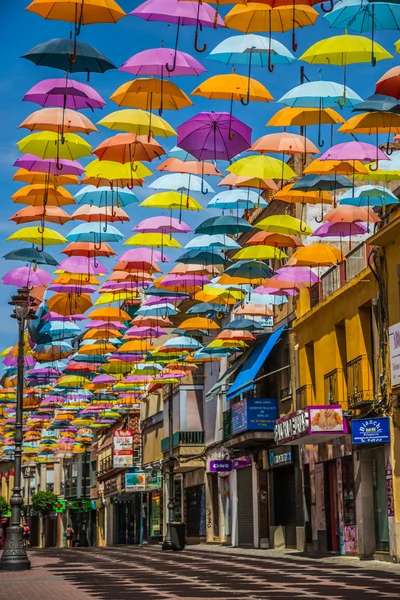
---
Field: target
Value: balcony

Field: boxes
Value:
[296,384,314,408]
[223,409,232,441]
[161,431,205,471]
[308,243,369,310]
[346,355,375,408]
[324,368,346,409]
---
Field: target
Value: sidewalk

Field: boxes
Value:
[187,543,400,574]
[0,553,95,600]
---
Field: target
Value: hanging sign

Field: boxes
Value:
[351,417,391,445]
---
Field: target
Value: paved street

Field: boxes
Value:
[1,546,400,599]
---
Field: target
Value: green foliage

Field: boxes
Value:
[0,496,11,519]
[31,491,58,516]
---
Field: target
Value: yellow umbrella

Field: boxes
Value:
[94,292,140,306]
[232,246,288,261]
[267,107,345,128]
[87,307,131,321]
[85,158,152,181]
[300,34,392,106]
[227,155,296,180]
[304,159,368,175]
[57,375,91,388]
[111,79,193,113]
[354,161,400,182]
[124,233,182,248]
[289,243,345,267]
[6,226,67,246]
[176,317,220,330]
[255,215,313,236]
[338,112,400,135]
[53,274,100,285]
[207,339,247,348]
[17,131,92,159]
[26,0,126,24]
[77,343,117,355]
[98,109,177,138]
[12,184,76,207]
[140,191,203,211]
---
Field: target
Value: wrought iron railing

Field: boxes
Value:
[296,384,314,408]
[324,368,346,408]
[161,431,205,453]
[346,355,374,408]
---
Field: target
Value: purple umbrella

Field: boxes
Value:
[177,112,252,162]
[23,78,106,110]
[120,48,206,77]
[43,312,87,322]
[14,154,85,176]
[119,248,169,263]
[134,216,192,233]
[131,0,224,67]
[2,266,52,287]
[143,295,183,305]
[84,320,126,329]
[160,273,209,286]
[124,325,167,338]
[319,141,389,162]
[275,267,320,285]
[92,375,117,384]
[3,355,35,368]
[312,222,367,237]
[99,281,144,291]
[59,256,108,275]
[48,284,97,293]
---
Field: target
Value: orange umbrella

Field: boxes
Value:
[131,315,173,327]
[53,274,100,285]
[156,158,222,176]
[93,133,166,163]
[234,303,273,316]
[83,329,123,340]
[108,270,154,282]
[62,242,117,257]
[218,173,278,191]
[117,340,154,352]
[87,307,131,321]
[176,317,220,330]
[10,205,70,225]
[12,184,75,207]
[275,184,334,206]
[267,107,345,128]
[217,329,255,341]
[110,78,193,112]
[289,243,345,267]
[250,132,319,155]
[304,159,368,176]
[324,205,381,224]
[13,168,79,185]
[248,231,303,248]
[257,279,306,291]
[71,205,130,223]
[47,293,93,316]
[170,263,221,276]
[19,107,98,134]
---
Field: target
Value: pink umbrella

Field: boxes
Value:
[85,320,126,329]
[2,266,52,287]
[59,256,109,275]
[254,285,298,297]
[130,0,224,64]
[275,267,320,285]
[91,375,117,384]
[134,216,192,233]
[14,154,85,176]
[120,47,206,77]
[99,281,144,291]
[312,222,367,237]
[43,312,87,321]
[48,284,97,293]
[143,295,183,305]
[319,141,389,162]
[110,353,146,362]
[23,78,106,110]
[124,326,167,338]
[159,274,209,287]
[119,248,169,263]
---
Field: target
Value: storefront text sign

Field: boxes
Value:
[389,322,400,387]
[234,456,252,470]
[125,472,146,492]
[268,448,292,467]
[274,406,347,446]
[113,430,134,468]
[231,397,278,435]
[209,460,233,473]
[351,417,391,445]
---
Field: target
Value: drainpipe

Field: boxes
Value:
[372,297,381,402]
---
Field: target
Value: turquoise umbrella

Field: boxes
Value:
[75,185,138,207]
[208,190,267,210]
[195,215,253,235]
[339,185,399,207]
[66,223,124,244]
[149,173,214,193]
[184,234,241,251]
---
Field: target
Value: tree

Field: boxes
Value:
[0,496,11,519]
[31,491,58,547]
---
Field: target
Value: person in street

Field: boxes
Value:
[23,524,30,548]
[66,524,74,548]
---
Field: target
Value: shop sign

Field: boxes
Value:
[274,406,347,446]
[209,460,233,473]
[113,450,134,468]
[104,478,119,495]
[234,456,252,470]
[146,471,162,490]
[351,417,391,445]
[231,397,278,435]
[113,429,133,467]
[125,472,146,492]
[268,448,292,468]
[389,322,400,387]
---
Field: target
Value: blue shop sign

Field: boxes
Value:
[352,417,391,445]
[231,398,278,435]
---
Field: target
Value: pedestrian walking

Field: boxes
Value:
[66,525,74,548]
[23,524,30,548]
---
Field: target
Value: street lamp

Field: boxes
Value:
[23,467,35,528]
[0,287,37,571]
[162,384,176,551]
[79,443,90,547]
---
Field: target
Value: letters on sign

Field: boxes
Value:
[274,410,309,444]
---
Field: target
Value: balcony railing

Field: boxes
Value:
[324,368,346,409]
[296,384,314,408]
[308,243,369,310]
[346,355,374,408]
[223,409,232,440]
[161,431,205,453]
[99,456,113,475]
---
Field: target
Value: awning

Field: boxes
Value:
[205,351,250,400]
[226,326,285,401]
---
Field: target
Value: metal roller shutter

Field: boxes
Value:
[237,467,254,547]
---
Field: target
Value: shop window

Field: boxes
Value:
[342,456,356,526]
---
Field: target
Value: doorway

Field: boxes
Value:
[324,462,339,552]
[371,447,389,552]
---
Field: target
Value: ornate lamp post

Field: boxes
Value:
[23,467,35,527]
[0,288,37,571]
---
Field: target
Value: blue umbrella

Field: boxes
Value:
[292,174,353,191]
[149,174,215,193]
[224,317,264,331]
[3,247,58,265]
[208,190,267,210]
[224,260,274,279]
[195,215,253,235]
[278,80,362,109]
[67,223,124,243]
[185,234,241,251]
[136,303,179,317]
[144,286,189,298]
[168,146,197,162]
[187,303,229,315]
[208,34,295,73]
[22,38,116,75]
[339,184,399,207]
[178,249,228,266]
[352,93,400,113]
[75,185,138,207]
[40,321,81,341]
[163,336,203,350]
[249,293,288,306]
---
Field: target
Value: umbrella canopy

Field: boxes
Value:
[195,215,252,235]
[255,215,313,236]
[2,266,52,287]
[134,217,192,233]
[17,132,92,160]
[26,0,126,24]
[19,107,98,135]
[23,78,106,110]
[290,244,345,267]
[110,78,193,112]
[339,185,399,207]
[3,248,58,265]
[120,47,206,77]
[227,155,296,180]
[93,133,166,163]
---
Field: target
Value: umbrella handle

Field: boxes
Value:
[201,177,208,195]
[299,220,308,233]
[337,89,347,108]
[93,256,99,269]
[194,25,207,53]
[320,0,333,12]
[291,30,298,53]
[318,128,324,148]
[268,52,274,73]
[36,240,44,254]
[67,38,78,65]
[166,21,180,73]
[369,159,379,172]
[387,146,393,156]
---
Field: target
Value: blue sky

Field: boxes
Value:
[1,0,400,346]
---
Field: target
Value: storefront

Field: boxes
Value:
[234,456,254,547]
[205,454,233,544]
[274,405,349,553]
[184,469,206,543]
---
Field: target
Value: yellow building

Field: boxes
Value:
[289,240,396,559]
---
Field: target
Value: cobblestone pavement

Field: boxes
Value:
[2,546,400,600]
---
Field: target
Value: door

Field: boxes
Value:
[237,467,254,547]
[371,447,389,552]
[328,462,339,552]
